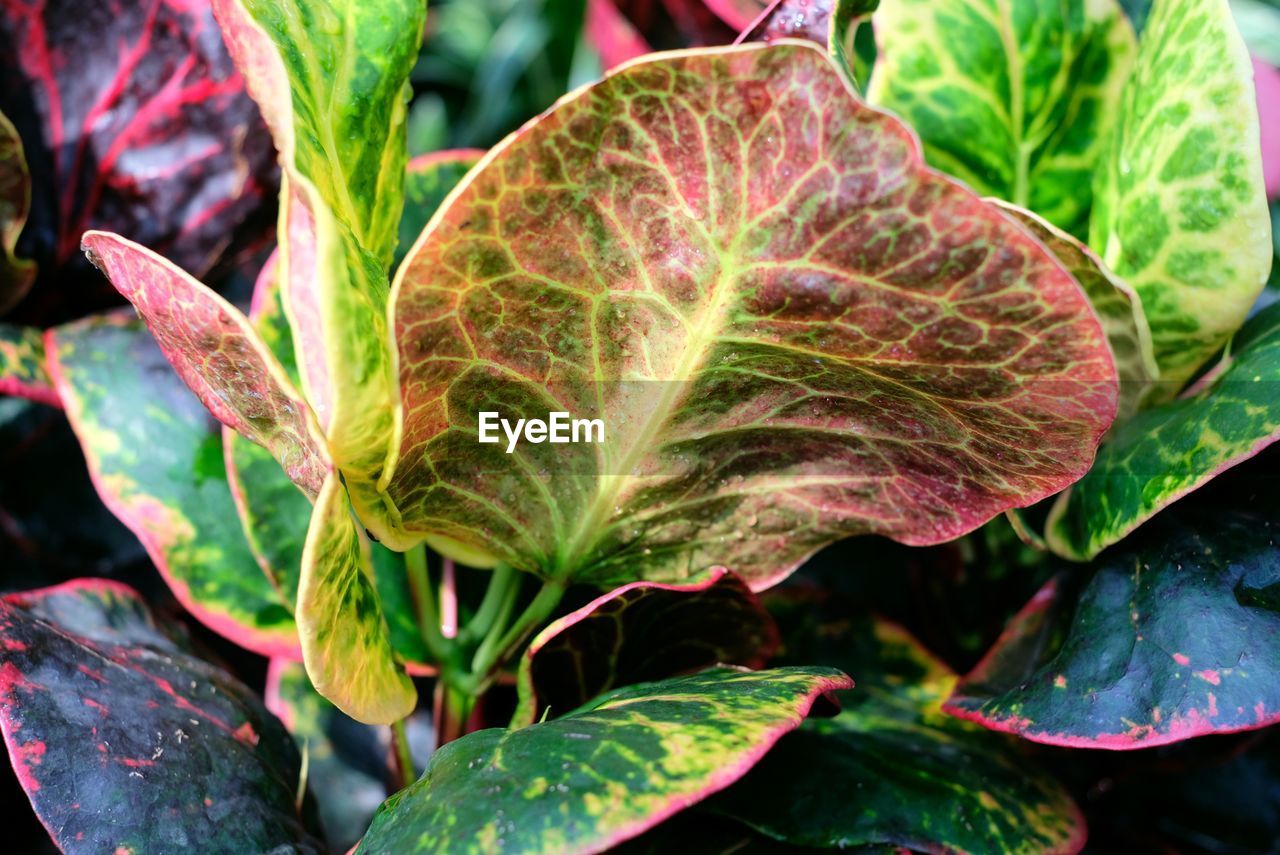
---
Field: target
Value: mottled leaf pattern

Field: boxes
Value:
[869,0,1136,237]
[0,323,57,407]
[513,568,778,725]
[45,314,298,658]
[0,111,35,314]
[0,580,323,853]
[949,495,1280,747]
[357,666,851,854]
[1089,0,1272,388]
[298,473,416,725]
[1046,301,1280,560]
[389,43,1118,587]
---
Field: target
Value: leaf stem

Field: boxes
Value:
[390,718,415,788]
[459,562,517,645]
[469,578,565,684]
[404,544,449,661]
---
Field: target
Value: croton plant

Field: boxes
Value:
[1,0,1278,851]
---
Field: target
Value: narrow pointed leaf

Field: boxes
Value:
[0,111,35,314]
[587,0,654,70]
[357,666,851,854]
[869,0,1136,237]
[389,43,1118,587]
[298,473,416,725]
[1046,301,1280,560]
[1089,0,1272,388]
[948,494,1280,747]
[397,150,485,270]
[0,324,57,407]
[994,200,1158,421]
[513,568,778,726]
[45,314,298,658]
[0,580,323,852]
[82,230,330,498]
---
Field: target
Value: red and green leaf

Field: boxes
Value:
[948,490,1280,748]
[0,579,323,852]
[513,568,778,726]
[45,314,298,658]
[0,111,35,314]
[397,150,485,270]
[388,43,1118,588]
[0,323,57,407]
[357,666,851,854]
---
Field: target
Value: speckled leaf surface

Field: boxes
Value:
[212,0,426,525]
[513,568,778,726]
[397,150,485,270]
[0,580,323,853]
[357,666,851,854]
[298,473,416,725]
[869,0,1136,237]
[45,314,298,659]
[1089,0,1272,389]
[1046,301,1280,560]
[948,495,1280,748]
[82,231,331,498]
[709,589,1085,853]
[0,323,57,407]
[0,111,34,314]
[389,43,1118,587]
[994,201,1158,421]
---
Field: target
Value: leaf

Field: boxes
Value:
[707,589,1085,852]
[0,579,324,853]
[868,0,1136,238]
[1089,0,1272,389]
[0,111,35,314]
[829,0,879,91]
[45,314,299,658]
[212,0,426,524]
[948,492,1280,747]
[512,568,779,726]
[739,0,835,44]
[356,666,851,854]
[0,0,276,314]
[82,230,330,499]
[0,324,57,407]
[993,200,1158,421]
[704,0,770,31]
[1046,301,1280,560]
[586,0,654,71]
[397,150,485,270]
[298,473,417,725]
[387,43,1119,588]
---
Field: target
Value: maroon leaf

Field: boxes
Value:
[738,0,833,44]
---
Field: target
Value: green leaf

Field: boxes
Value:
[397,149,484,270]
[387,43,1119,587]
[212,0,426,526]
[830,0,879,91]
[0,324,57,407]
[1089,0,1272,390]
[46,314,299,658]
[708,593,1085,853]
[357,666,851,854]
[81,230,331,498]
[993,200,1159,421]
[298,472,417,725]
[949,491,1280,747]
[512,568,778,726]
[0,580,325,853]
[868,0,1136,237]
[0,110,35,314]
[1046,301,1280,560]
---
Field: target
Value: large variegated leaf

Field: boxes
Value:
[948,491,1280,747]
[1089,0,1272,389]
[357,666,850,854]
[387,43,1118,586]
[1046,301,1280,560]
[0,324,57,407]
[868,0,1136,237]
[298,473,416,725]
[0,111,34,314]
[45,314,298,658]
[0,580,323,852]
[81,231,330,498]
[212,0,426,526]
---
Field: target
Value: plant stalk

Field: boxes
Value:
[390,718,415,789]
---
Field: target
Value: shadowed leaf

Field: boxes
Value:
[705,0,770,30]
[357,666,851,854]
[829,0,878,91]
[45,314,298,658]
[0,324,57,407]
[388,43,1118,587]
[513,568,779,726]
[1089,0,1272,389]
[0,111,34,314]
[1047,301,1280,560]
[869,0,1136,237]
[397,150,485,270]
[0,579,323,853]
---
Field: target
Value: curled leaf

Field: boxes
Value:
[0,111,34,314]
